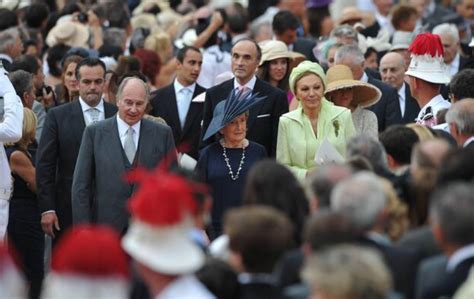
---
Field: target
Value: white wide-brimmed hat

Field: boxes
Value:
[121,166,207,275]
[325,64,381,108]
[405,33,450,84]
[46,19,90,48]
[390,31,414,51]
[258,40,305,66]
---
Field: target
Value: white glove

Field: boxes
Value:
[0,68,16,97]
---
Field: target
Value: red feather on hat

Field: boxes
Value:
[125,165,207,226]
[52,225,129,278]
[408,33,444,57]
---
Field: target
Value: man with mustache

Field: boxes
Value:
[36,58,117,243]
[201,39,288,156]
[150,46,205,160]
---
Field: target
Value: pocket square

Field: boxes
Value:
[257,114,270,118]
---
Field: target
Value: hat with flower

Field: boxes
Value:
[405,33,450,84]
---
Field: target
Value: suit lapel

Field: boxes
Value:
[104,118,126,177]
[71,101,86,141]
[246,79,266,130]
[164,85,182,135]
[181,85,205,137]
[136,120,152,167]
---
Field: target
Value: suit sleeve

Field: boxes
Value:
[71,126,95,225]
[276,117,307,181]
[36,109,59,213]
[163,125,177,163]
[271,91,289,157]
[381,86,399,132]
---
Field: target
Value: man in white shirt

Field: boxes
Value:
[72,77,175,233]
[36,58,117,242]
[150,46,206,160]
[0,65,23,240]
[433,23,465,79]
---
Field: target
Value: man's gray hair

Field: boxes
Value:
[334,44,365,65]
[9,70,33,99]
[432,23,460,43]
[0,27,19,54]
[430,182,474,246]
[445,99,474,135]
[103,28,127,49]
[116,77,150,103]
[302,244,392,299]
[331,172,387,231]
[346,135,389,174]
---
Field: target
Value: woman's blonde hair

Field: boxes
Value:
[406,124,435,142]
[144,32,172,63]
[17,108,37,151]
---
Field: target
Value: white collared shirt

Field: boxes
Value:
[398,83,406,118]
[233,76,257,91]
[361,72,369,83]
[445,53,460,79]
[416,94,451,123]
[156,275,215,299]
[116,115,140,150]
[174,79,195,128]
[447,243,474,272]
[464,136,474,148]
[79,97,105,126]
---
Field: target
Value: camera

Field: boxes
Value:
[78,12,88,23]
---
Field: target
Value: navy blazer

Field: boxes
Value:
[385,82,421,127]
[366,74,399,132]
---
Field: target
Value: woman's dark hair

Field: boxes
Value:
[256,59,290,92]
[243,159,309,245]
[107,55,141,103]
[307,6,331,38]
[47,44,71,77]
[133,49,161,86]
[60,55,83,102]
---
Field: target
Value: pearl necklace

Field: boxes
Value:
[221,140,246,181]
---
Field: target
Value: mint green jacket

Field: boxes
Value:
[276,98,356,181]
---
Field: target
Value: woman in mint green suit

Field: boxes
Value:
[276,61,356,180]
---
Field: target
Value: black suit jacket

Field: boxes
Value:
[239,281,285,299]
[366,75,399,132]
[36,100,117,239]
[418,255,474,299]
[293,38,317,62]
[150,83,206,160]
[201,78,288,157]
[386,82,421,127]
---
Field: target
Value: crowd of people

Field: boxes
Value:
[1,0,474,298]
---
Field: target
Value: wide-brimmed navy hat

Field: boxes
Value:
[203,89,266,141]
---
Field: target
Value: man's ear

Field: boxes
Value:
[386,154,397,170]
[431,222,445,248]
[228,250,244,273]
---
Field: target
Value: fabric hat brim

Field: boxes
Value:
[46,22,89,48]
[122,220,204,275]
[203,106,225,140]
[325,80,381,108]
[390,44,409,51]
[259,51,305,66]
[405,55,450,85]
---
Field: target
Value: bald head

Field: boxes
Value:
[379,52,406,90]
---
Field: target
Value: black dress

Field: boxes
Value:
[6,145,44,299]
[197,141,267,238]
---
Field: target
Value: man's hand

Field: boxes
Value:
[40,87,55,108]
[41,212,60,238]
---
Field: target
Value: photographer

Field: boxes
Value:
[0,63,24,241]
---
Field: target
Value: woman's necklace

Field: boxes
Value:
[221,140,246,181]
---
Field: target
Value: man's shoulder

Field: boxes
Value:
[49,101,79,114]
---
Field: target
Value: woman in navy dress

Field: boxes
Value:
[197,90,267,238]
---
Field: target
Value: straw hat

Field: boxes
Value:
[259,40,305,66]
[46,20,90,48]
[325,65,381,108]
[405,33,450,84]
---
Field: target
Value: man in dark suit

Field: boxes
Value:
[379,52,421,126]
[445,99,474,148]
[37,58,117,241]
[272,11,317,62]
[201,38,288,156]
[417,183,474,299]
[72,77,175,234]
[0,27,23,72]
[150,46,205,160]
[335,44,399,132]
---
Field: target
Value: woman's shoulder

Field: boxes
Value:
[280,108,304,123]
[248,141,267,153]
[322,99,351,117]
